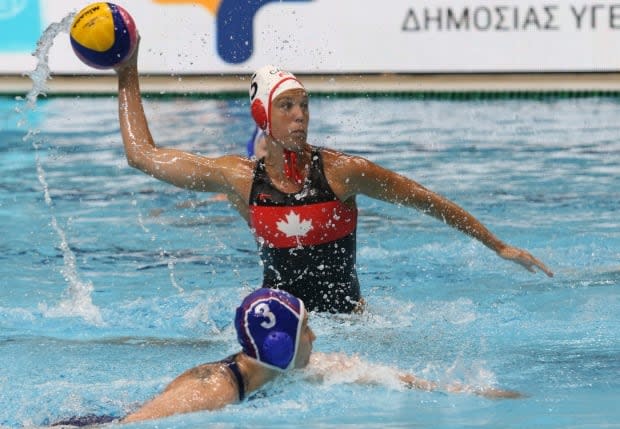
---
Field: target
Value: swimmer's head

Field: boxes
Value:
[249,65,305,136]
[235,288,306,371]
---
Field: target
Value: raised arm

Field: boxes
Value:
[113,42,253,198]
[325,151,553,277]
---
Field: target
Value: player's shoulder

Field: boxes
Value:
[319,147,370,171]
[217,153,254,164]
[212,154,255,173]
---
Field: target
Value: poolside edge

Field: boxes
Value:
[4,73,620,96]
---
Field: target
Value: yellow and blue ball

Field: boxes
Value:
[70,2,138,69]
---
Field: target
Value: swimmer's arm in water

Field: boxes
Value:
[306,352,522,399]
[399,374,523,399]
[325,150,553,277]
[114,41,253,200]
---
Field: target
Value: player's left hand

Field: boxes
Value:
[498,245,554,277]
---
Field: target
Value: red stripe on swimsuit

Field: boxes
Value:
[250,200,356,248]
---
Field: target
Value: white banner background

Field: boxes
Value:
[3,0,620,74]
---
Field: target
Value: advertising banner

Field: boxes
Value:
[2,0,620,75]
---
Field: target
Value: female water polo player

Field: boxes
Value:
[53,289,521,425]
[120,288,314,423]
[114,43,553,313]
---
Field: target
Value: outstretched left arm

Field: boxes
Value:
[326,151,553,277]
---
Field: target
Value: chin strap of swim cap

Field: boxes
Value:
[283,150,303,184]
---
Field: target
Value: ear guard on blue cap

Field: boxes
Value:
[262,331,295,369]
[235,288,305,371]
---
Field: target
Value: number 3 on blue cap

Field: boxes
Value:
[255,303,276,329]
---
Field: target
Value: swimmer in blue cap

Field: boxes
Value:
[235,287,308,370]
[120,288,312,423]
[52,289,520,425]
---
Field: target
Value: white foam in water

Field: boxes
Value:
[305,352,501,396]
[19,14,104,327]
[304,352,405,390]
[167,255,185,294]
[418,355,499,395]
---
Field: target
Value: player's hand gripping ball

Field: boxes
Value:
[70,2,138,69]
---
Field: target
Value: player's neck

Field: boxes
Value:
[237,353,280,394]
[264,144,310,187]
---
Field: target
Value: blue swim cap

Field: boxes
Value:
[235,288,306,371]
[246,126,261,158]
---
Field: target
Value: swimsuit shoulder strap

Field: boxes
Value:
[221,354,246,401]
[308,147,338,199]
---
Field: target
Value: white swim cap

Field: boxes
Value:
[249,65,305,135]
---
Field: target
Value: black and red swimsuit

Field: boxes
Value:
[249,148,361,313]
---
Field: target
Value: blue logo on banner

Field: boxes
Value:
[216,0,311,64]
[0,0,41,53]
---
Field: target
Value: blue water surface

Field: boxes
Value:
[0,94,618,428]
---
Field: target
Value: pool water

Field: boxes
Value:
[1,93,619,428]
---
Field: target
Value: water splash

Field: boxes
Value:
[19,14,104,326]
[23,14,75,110]
[167,256,185,294]
[305,352,405,390]
[306,352,504,399]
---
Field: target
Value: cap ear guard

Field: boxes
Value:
[261,331,294,369]
[251,99,268,131]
